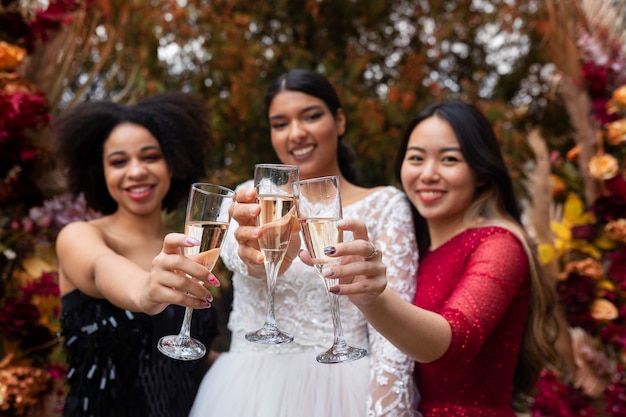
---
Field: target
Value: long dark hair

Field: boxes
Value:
[264,69,365,185]
[394,101,520,253]
[54,92,213,214]
[394,101,559,410]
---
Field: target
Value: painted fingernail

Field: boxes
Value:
[208,274,221,286]
[336,219,347,227]
[185,237,200,245]
[323,268,335,277]
[324,246,336,255]
[206,293,214,303]
[328,286,340,294]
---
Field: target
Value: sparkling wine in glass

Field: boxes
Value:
[294,175,368,363]
[245,164,299,344]
[158,183,235,360]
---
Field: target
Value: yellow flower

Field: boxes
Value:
[606,119,626,146]
[590,298,618,321]
[14,256,55,285]
[537,242,556,266]
[588,153,619,180]
[594,232,618,251]
[0,41,26,71]
[550,193,596,258]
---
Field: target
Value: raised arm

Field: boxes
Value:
[324,226,529,365]
[57,222,217,315]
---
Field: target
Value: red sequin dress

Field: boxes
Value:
[414,227,530,417]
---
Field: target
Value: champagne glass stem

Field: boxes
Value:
[262,257,282,330]
[325,278,349,351]
[175,307,194,344]
[316,266,367,363]
[245,250,293,344]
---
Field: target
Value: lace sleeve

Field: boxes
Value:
[219,180,254,277]
[365,189,421,417]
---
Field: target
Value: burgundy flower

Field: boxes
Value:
[0,91,50,139]
[0,296,41,340]
[605,368,626,417]
[531,370,594,416]
[604,176,626,202]
[591,97,619,125]
[607,248,626,289]
[582,62,609,96]
[572,224,597,240]
[591,195,626,224]
[29,0,82,44]
[47,363,67,381]
[20,272,60,298]
[599,322,626,352]
[557,273,598,333]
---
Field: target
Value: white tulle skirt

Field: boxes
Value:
[189,349,370,417]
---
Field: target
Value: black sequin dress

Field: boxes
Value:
[61,290,218,417]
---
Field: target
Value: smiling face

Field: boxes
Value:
[268,90,346,180]
[102,123,171,216]
[400,115,481,241]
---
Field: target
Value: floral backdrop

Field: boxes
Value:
[528,1,626,416]
[0,1,98,416]
[1,1,626,417]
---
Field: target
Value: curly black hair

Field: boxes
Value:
[54,92,213,214]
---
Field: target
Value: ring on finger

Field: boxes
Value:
[365,242,379,259]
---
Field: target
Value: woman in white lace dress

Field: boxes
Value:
[189,69,420,417]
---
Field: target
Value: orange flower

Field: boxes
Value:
[563,258,604,280]
[0,41,26,71]
[551,174,566,195]
[607,85,626,114]
[588,153,619,180]
[590,298,618,321]
[605,218,626,244]
[0,73,39,95]
[566,144,580,162]
[606,119,626,145]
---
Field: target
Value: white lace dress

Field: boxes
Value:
[189,184,420,417]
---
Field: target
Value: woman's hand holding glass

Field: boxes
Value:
[140,233,220,314]
[158,183,235,361]
[294,176,367,363]
[298,217,388,307]
[244,164,299,345]
[229,188,301,279]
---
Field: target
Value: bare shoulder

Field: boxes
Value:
[56,219,111,297]
[342,185,387,206]
[57,219,106,246]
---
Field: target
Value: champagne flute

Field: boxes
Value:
[293,175,367,363]
[158,183,235,360]
[245,164,299,344]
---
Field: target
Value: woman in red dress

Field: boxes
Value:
[306,102,560,417]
